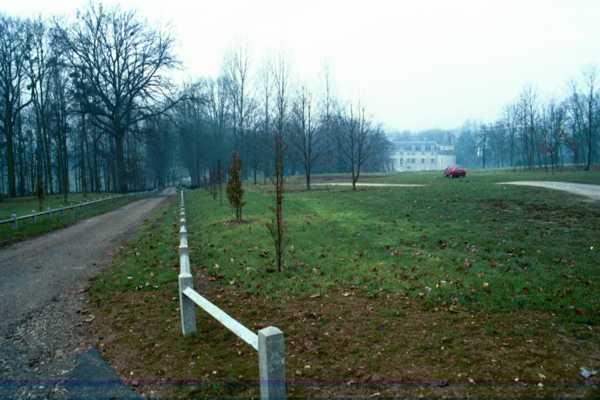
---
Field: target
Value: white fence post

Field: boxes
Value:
[175,188,287,398]
[179,243,190,274]
[11,213,17,229]
[178,188,196,335]
[258,327,287,400]
[178,273,197,335]
[180,225,188,243]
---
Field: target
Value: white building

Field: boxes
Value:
[391,140,456,172]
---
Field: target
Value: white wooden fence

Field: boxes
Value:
[177,190,287,400]
[0,191,154,229]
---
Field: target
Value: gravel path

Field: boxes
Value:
[499,181,600,201]
[0,193,171,399]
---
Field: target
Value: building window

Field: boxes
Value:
[431,158,436,164]
[421,158,425,164]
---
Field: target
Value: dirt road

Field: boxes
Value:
[499,181,600,201]
[0,193,171,399]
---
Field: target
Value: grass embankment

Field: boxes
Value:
[0,193,141,247]
[89,170,600,398]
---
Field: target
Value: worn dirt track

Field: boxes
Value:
[499,181,600,201]
[0,192,172,399]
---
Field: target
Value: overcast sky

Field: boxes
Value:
[2,0,600,131]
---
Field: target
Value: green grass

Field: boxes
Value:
[187,169,600,323]
[90,203,178,295]
[87,169,600,398]
[93,169,600,323]
[0,194,142,247]
[0,192,117,220]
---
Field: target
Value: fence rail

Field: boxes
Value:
[0,190,154,229]
[177,190,287,400]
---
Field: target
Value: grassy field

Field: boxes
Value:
[0,192,118,220]
[0,193,140,247]
[88,169,600,398]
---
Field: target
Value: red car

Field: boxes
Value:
[444,165,466,178]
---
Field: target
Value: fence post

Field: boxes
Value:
[178,272,197,335]
[179,243,190,274]
[258,327,287,400]
[11,213,17,229]
[32,211,37,224]
[180,225,188,241]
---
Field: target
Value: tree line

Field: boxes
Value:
[167,48,393,193]
[0,3,393,199]
[455,69,600,171]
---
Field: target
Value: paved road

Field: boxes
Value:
[313,182,425,187]
[499,181,600,201]
[0,193,171,399]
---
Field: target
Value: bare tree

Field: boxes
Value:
[479,124,490,169]
[55,3,178,192]
[338,102,375,190]
[26,18,55,195]
[571,68,599,170]
[291,85,320,190]
[173,82,207,187]
[516,86,540,169]
[542,99,566,170]
[267,54,288,272]
[206,76,230,199]
[258,58,273,183]
[0,15,30,197]
[505,103,520,168]
[224,45,251,170]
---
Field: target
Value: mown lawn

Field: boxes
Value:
[88,169,600,399]
[286,167,600,187]
[0,193,140,247]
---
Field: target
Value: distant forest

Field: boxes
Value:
[1,3,599,198]
[395,75,600,171]
[0,3,391,197]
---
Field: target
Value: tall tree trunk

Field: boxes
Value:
[5,119,16,197]
[43,129,53,194]
[80,115,88,195]
[586,106,593,171]
[115,132,127,193]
